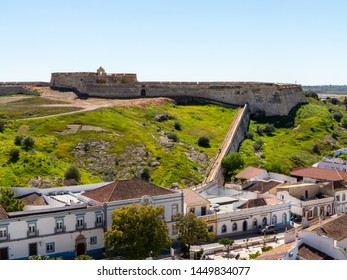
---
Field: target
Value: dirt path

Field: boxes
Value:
[0,95,33,103]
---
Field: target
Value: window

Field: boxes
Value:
[55,219,64,233]
[0,228,7,240]
[29,224,35,233]
[221,224,227,234]
[253,218,258,229]
[90,236,97,245]
[336,195,340,202]
[282,213,287,225]
[232,222,237,231]
[27,222,37,237]
[46,243,55,253]
[76,216,85,230]
[172,204,178,220]
[96,214,103,227]
[201,206,207,216]
[343,194,346,201]
[208,226,214,233]
[189,208,195,214]
[272,215,277,225]
[262,217,267,226]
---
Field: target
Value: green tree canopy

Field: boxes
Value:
[221,152,245,176]
[0,188,25,212]
[105,204,171,260]
[64,165,81,182]
[218,238,234,259]
[174,212,214,256]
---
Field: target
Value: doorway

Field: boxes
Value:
[141,89,146,96]
[29,242,37,256]
[0,248,8,260]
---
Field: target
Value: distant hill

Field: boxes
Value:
[303,85,347,95]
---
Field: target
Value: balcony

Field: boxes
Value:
[27,230,39,237]
[95,221,104,228]
[76,223,87,230]
[0,234,10,242]
[54,225,66,233]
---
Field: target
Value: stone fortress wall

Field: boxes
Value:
[50,67,306,116]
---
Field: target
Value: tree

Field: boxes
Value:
[342,117,347,128]
[221,152,244,176]
[0,188,25,212]
[253,139,264,152]
[174,212,214,257]
[8,148,20,163]
[333,111,343,122]
[14,135,23,146]
[218,238,234,259]
[64,165,81,182]
[312,143,320,155]
[21,136,35,150]
[263,124,275,135]
[105,204,171,259]
[165,132,178,142]
[174,121,182,131]
[197,135,210,148]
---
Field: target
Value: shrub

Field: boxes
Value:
[21,136,35,150]
[0,119,5,133]
[256,125,263,136]
[332,132,339,140]
[312,143,320,154]
[166,132,178,142]
[8,148,20,163]
[265,161,289,175]
[333,111,343,122]
[14,135,23,146]
[64,165,81,182]
[221,152,244,175]
[263,124,275,135]
[174,121,182,131]
[342,118,347,128]
[246,131,254,140]
[141,167,150,181]
[197,136,210,147]
[253,139,264,152]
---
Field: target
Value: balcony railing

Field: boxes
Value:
[27,230,39,237]
[54,226,66,233]
[76,223,87,230]
[95,221,104,228]
[0,234,10,242]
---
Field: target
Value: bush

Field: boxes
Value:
[265,161,289,175]
[166,132,178,142]
[8,148,20,163]
[21,136,35,150]
[342,118,347,128]
[174,121,182,131]
[197,136,210,147]
[221,152,244,175]
[141,168,150,181]
[14,135,23,146]
[312,143,320,154]
[333,111,343,122]
[64,165,81,182]
[246,131,254,140]
[256,125,263,136]
[253,139,264,152]
[263,124,275,135]
[0,119,5,133]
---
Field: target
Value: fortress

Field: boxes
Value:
[50,67,306,116]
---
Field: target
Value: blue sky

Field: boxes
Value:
[1,0,346,85]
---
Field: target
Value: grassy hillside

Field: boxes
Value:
[0,100,237,188]
[238,97,347,173]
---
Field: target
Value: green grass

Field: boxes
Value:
[239,97,347,172]
[0,97,82,119]
[0,102,237,188]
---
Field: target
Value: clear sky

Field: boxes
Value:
[1,0,346,85]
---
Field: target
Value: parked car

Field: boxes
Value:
[257,225,276,235]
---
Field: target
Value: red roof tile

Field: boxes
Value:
[83,179,177,202]
[182,188,209,206]
[18,193,47,206]
[297,244,333,260]
[235,166,266,180]
[247,181,281,193]
[308,214,347,241]
[290,167,347,181]
[256,242,295,260]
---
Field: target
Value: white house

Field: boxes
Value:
[195,182,291,236]
[0,179,184,260]
[0,182,109,260]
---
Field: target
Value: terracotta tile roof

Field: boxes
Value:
[308,214,347,241]
[83,179,177,202]
[263,197,285,206]
[18,192,47,206]
[182,188,209,206]
[290,167,347,181]
[238,198,267,209]
[297,244,334,260]
[0,205,8,220]
[247,181,281,194]
[256,242,296,260]
[235,166,266,180]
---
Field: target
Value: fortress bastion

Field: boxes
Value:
[50,67,306,116]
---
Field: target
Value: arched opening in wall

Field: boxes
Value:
[141,89,146,96]
[243,220,247,231]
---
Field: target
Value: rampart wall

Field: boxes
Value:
[0,85,36,96]
[51,70,306,116]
